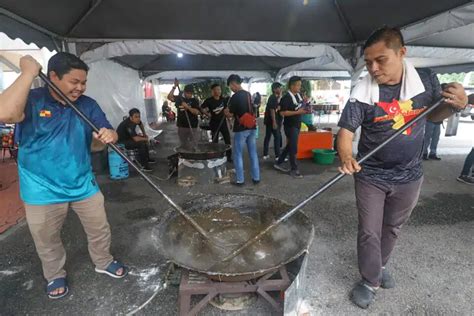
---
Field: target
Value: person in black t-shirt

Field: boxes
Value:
[274,76,309,178]
[167,80,201,148]
[337,27,468,309]
[224,74,260,185]
[201,83,232,161]
[263,82,283,160]
[116,108,155,171]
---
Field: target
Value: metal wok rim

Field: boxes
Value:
[154,193,315,278]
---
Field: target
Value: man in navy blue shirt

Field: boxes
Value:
[2,53,127,299]
[337,27,467,309]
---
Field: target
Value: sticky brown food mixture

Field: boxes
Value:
[164,207,301,273]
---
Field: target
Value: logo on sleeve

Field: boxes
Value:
[39,109,52,118]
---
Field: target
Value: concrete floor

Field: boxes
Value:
[0,120,472,315]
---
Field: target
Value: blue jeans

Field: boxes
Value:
[461,148,474,176]
[233,129,260,183]
[277,126,300,170]
[423,121,441,156]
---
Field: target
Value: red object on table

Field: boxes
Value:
[296,131,333,159]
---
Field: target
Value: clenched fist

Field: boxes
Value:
[93,128,118,144]
[20,55,42,78]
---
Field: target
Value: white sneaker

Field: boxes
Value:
[263,155,270,160]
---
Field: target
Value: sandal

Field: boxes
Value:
[95,260,128,279]
[47,277,69,299]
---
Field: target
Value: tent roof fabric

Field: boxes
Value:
[114,55,309,74]
[0,0,473,77]
[0,0,470,44]
[80,39,354,78]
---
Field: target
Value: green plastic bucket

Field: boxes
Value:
[312,149,337,165]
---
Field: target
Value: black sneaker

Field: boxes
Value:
[290,170,303,179]
[230,181,244,186]
[148,159,157,164]
[422,154,429,160]
[456,175,474,185]
[351,281,377,309]
[252,179,260,185]
[273,164,290,173]
[428,154,441,160]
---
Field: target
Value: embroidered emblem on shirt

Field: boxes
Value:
[39,110,52,118]
[374,99,424,135]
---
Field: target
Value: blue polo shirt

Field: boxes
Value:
[16,87,113,205]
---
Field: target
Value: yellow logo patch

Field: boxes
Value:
[39,110,52,118]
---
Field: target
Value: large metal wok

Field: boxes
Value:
[153,194,314,281]
[174,142,231,160]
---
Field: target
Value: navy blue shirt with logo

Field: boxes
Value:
[338,68,442,184]
[16,87,113,205]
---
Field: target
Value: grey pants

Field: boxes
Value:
[423,121,441,156]
[355,176,423,286]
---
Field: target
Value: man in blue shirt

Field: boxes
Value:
[337,27,467,309]
[2,53,127,299]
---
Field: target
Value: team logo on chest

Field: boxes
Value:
[39,109,52,118]
[374,99,424,135]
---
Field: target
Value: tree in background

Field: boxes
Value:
[437,73,466,84]
[268,79,312,97]
[301,79,312,97]
[188,80,231,102]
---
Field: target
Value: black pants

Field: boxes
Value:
[277,126,300,170]
[461,148,474,176]
[211,122,232,160]
[122,140,150,167]
[263,124,281,157]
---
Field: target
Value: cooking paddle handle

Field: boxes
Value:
[37,72,210,239]
[280,97,445,222]
[218,98,445,263]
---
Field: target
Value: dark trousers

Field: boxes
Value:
[122,140,150,167]
[263,124,281,157]
[423,121,441,156]
[355,177,423,286]
[277,126,299,170]
[461,148,474,176]
[211,122,232,160]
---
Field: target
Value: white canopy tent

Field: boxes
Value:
[0,0,473,121]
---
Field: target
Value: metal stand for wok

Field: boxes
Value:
[178,267,290,316]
